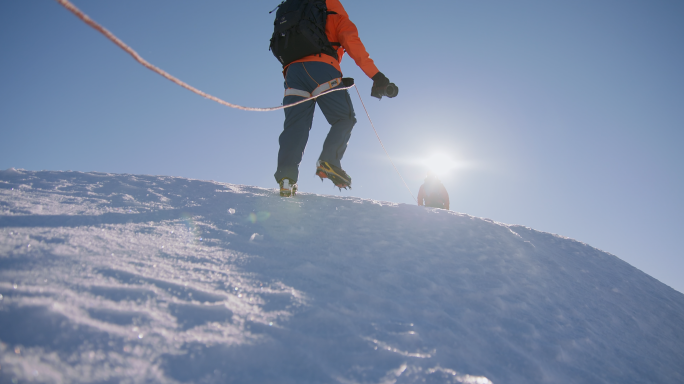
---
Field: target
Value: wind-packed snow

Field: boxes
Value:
[1,169,683,384]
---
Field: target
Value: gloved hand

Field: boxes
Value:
[371,72,398,99]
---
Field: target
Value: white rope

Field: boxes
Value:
[55,0,352,112]
[354,87,417,202]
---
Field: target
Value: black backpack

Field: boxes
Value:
[269,0,339,67]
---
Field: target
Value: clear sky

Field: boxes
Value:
[1,1,682,293]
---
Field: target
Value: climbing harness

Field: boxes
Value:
[55,0,416,202]
[285,77,345,99]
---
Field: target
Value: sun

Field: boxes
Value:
[421,153,462,177]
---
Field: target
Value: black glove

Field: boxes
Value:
[371,72,398,100]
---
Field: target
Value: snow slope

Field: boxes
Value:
[0,169,683,384]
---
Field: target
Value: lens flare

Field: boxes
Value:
[248,212,271,224]
[421,153,462,177]
[178,213,199,242]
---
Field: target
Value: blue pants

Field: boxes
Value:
[274,62,357,183]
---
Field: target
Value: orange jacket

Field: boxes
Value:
[417,179,450,210]
[287,0,380,79]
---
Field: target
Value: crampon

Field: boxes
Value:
[279,178,297,197]
[315,160,351,190]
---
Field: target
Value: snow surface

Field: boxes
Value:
[1,169,683,384]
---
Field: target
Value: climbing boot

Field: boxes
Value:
[315,160,351,190]
[279,178,297,197]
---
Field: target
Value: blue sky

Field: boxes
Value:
[1,1,683,293]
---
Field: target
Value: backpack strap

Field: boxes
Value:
[326,11,340,48]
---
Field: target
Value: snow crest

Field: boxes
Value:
[1,171,683,384]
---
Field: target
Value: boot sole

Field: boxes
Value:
[316,164,351,189]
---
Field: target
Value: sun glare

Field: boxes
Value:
[421,153,463,177]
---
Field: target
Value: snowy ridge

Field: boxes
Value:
[1,170,683,384]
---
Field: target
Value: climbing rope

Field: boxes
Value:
[55,0,352,111]
[56,0,417,202]
[355,88,417,202]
